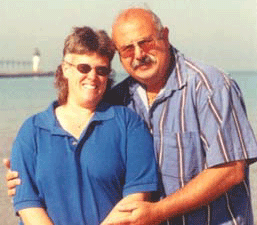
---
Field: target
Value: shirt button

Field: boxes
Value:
[72,141,78,146]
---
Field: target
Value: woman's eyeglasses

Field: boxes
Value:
[64,61,111,76]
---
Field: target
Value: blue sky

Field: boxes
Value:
[0,0,256,72]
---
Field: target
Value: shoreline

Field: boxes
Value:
[0,71,54,78]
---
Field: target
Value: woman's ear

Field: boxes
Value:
[62,62,69,78]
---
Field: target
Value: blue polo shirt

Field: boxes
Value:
[11,101,159,224]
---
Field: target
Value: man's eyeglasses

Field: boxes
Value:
[118,35,158,58]
[64,61,111,76]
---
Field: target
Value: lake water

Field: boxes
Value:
[0,71,256,223]
[1,71,256,151]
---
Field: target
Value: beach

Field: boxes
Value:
[0,72,256,224]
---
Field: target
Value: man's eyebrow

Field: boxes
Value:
[121,35,153,47]
[120,43,134,49]
[124,43,134,47]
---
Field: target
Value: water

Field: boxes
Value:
[1,71,256,153]
[0,71,256,223]
[0,77,56,155]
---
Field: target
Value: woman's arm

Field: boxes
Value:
[11,117,51,223]
[101,192,151,224]
[101,109,159,224]
[19,208,54,225]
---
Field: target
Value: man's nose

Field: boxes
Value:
[134,44,146,60]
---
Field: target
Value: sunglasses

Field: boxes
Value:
[118,35,157,58]
[64,61,111,76]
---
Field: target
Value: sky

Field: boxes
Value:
[0,0,256,73]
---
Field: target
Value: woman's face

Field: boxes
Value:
[62,53,110,110]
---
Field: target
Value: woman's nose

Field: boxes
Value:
[86,68,98,80]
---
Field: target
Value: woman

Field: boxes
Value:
[11,26,159,224]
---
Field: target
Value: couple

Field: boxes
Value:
[5,7,257,225]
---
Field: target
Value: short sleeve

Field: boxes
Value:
[122,109,159,196]
[11,116,44,212]
[198,78,257,168]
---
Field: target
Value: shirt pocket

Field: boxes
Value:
[158,131,205,183]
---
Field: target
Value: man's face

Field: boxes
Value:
[112,13,170,91]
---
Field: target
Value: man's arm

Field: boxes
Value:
[150,160,245,222]
[103,160,246,225]
[101,192,151,224]
[18,208,54,225]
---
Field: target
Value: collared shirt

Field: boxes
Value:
[106,47,257,224]
[12,101,159,225]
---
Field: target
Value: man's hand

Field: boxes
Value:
[3,158,21,196]
[101,201,162,225]
[100,203,132,225]
[100,192,155,225]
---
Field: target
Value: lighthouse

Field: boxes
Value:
[32,48,40,72]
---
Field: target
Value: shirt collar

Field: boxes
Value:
[163,47,188,92]
[34,101,115,135]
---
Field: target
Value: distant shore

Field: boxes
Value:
[0,71,54,78]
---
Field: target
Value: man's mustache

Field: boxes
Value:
[132,54,157,70]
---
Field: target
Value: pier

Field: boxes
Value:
[0,71,54,78]
[0,49,54,78]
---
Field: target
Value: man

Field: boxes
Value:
[5,8,257,225]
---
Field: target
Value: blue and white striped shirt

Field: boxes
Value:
[106,47,257,224]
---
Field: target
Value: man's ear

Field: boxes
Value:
[162,27,169,41]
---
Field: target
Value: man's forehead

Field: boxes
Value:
[113,18,156,47]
